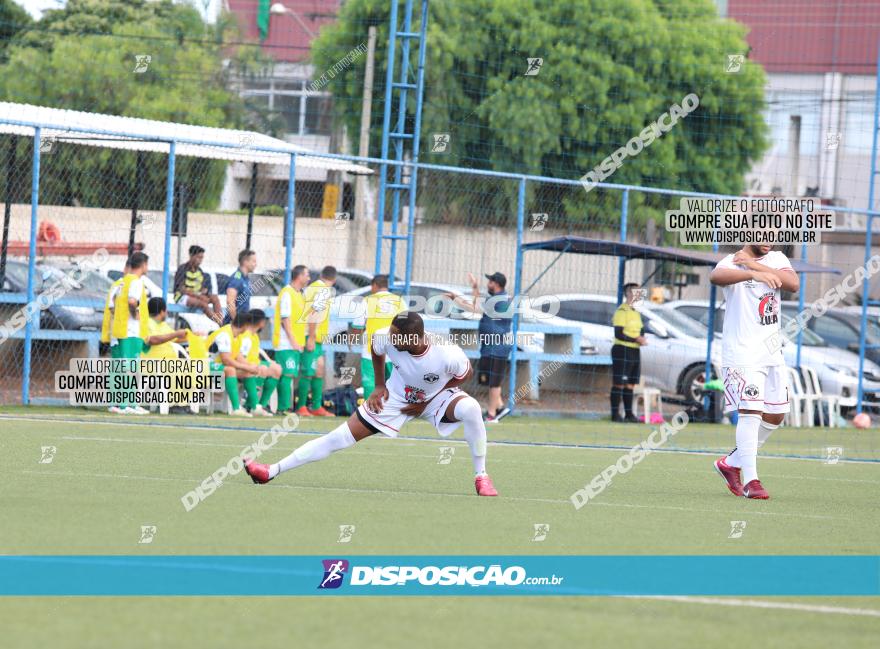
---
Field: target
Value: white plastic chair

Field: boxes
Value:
[634,377,663,423]
[801,365,841,428]
[784,366,812,428]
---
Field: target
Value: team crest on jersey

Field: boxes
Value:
[757,292,778,326]
[743,384,760,398]
[423,372,439,384]
[404,385,427,403]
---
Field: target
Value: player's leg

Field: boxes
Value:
[714,367,748,496]
[443,394,498,496]
[120,337,146,412]
[308,344,333,416]
[297,341,315,415]
[719,367,769,499]
[610,344,625,422]
[275,350,297,413]
[258,360,280,411]
[360,356,375,399]
[222,365,249,416]
[243,368,261,411]
[621,348,640,422]
[244,411,375,483]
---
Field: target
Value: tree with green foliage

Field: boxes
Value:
[0,0,272,210]
[0,0,32,62]
[311,0,767,228]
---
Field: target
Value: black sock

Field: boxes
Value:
[622,388,634,416]
[610,387,622,417]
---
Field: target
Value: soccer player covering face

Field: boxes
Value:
[709,243,799,499]
[245,312,499,496]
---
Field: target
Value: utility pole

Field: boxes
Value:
[356,26,377,221]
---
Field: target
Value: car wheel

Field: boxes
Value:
[680,364,716,403]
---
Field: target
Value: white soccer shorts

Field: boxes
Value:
[357,388,466,438]
[722,365,791,414]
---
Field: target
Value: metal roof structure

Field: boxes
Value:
[522,236,842,274]
[0,102,372,175]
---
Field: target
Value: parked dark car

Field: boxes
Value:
[1,260,106,330]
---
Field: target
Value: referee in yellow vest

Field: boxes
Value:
[611,283,648,423]
[351,274,405,398]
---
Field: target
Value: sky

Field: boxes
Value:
[12,0,222,21]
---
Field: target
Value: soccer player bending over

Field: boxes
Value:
[709,243,799,500]
[245,312,499,496]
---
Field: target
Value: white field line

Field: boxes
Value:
[20,469,841,520]
[3,414,879,465]
[628,595,880,618]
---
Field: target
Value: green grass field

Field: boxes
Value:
[1,406,878,648]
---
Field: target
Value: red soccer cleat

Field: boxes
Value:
[743,479,770,500]
[475,474,498,497]
[244,459,272,484]
[713,457,744,497]
[309,407,335,417]
[295,406,313,417]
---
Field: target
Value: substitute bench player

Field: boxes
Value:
[710,243,799,500]
[245,312,499,496]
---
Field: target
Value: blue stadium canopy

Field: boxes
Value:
[521,236,841,274]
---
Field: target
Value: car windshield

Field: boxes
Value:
[652,306,708,338]
[840,314,880,344]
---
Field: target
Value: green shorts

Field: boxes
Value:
[302,342,323,377]
[210,361,224,373]
[275,349,303,378]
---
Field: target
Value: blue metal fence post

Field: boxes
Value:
[284,153,297,285]
[507,177,527,414]
[374,0,400,274]
[616,189,629,304]
[703,237,720,412]
[858,40,880,413]
[795,238,807,369]
[22,127,41,405]
[161,141,176,300]
[402,0,430,295]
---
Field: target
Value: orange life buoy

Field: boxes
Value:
[37,221,61,243]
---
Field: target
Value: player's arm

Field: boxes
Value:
[732,252,800,292]
[443,363,473,390]
[226,287,238,320]
[146,329,187,346]
[282,316,303,351]
[365,347,388,412]
[220,350,265,375]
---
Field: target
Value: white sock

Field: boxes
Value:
[454,396,488,475]
[735,413,762,484]
[270,423,357,477]
[758,420,779,448]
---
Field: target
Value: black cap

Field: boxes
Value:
[485,272,507,288]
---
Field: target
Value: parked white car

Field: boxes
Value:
[666,299,880,410]
[539,293,724,402]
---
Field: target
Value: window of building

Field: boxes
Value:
[241,78,332,136]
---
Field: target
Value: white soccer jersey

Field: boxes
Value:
[213,329,233,363]
[371,327,471,404]
[716,250,795,368]
[276,290,294,351]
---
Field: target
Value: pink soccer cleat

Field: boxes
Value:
[244,459,272,484]
[743,479,770,500]
[713,457,744,497]
[475,474,498,497]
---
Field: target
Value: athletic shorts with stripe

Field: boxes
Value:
[356,388,467,438]
[722,366,790,414]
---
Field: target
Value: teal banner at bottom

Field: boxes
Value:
[0,555,877,596]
